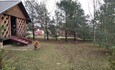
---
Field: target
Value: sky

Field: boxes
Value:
[21,0,104,18]
[36,0,93,16]
[46,0,90,16]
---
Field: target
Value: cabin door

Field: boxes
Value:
[11,16,16,36]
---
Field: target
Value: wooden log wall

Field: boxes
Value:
[0,14,11,38]
[16,18,26,37]
[5,5,26,19]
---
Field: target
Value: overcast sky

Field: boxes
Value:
[35,0,93,16]
[22,0,104,17]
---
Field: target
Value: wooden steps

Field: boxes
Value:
[10,36,32,45]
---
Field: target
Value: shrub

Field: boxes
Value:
[109,49,115,70]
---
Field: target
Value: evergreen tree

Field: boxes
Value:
[95,0,115,48]
[57,0,87,42]
[24,0,49,40]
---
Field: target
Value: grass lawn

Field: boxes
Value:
[4,41,110,70]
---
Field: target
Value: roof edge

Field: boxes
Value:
[0,1,21,14]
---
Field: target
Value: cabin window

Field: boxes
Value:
[1,17,4,20]
[2,25,4,28]
[4,21,6,23]
[6,16,9,19]
[6,23,8,27]
[21,21,22,23]
[4,28,6,31]
[6,31,8,35]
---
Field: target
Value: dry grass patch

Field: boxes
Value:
[4,41,110,70]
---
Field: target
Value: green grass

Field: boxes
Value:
[4,42,110,70]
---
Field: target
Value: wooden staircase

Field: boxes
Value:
[10,36,32,45]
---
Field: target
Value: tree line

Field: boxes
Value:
[24,0,90,41]
[24,0,115,48]
[94,0,115,48]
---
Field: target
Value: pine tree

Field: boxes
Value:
[96,0,115,48]
[57,0,87,42]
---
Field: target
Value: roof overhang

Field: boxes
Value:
[0,0,31,22]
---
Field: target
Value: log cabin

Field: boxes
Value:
[0,0,31,45]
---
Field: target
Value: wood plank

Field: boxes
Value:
[4,5,26,19]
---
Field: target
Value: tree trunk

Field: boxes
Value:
[55,35,58,41]
[92,20,96,44]
[73,32,76,41]
[45,18,49,40]
[46,30,49,40]
[93,27,96,43]
[32,25,35,39]
[83,33,86,41]
[43,24,46,40]
[65,30,68,42]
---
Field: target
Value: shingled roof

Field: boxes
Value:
[0,0,30,21]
